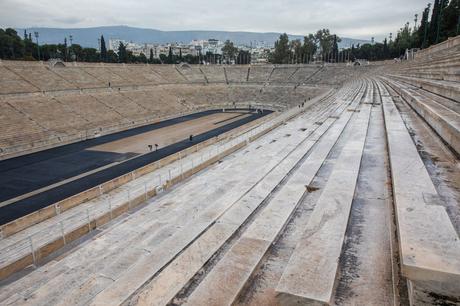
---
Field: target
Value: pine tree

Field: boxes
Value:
[271,33,290,64]
[221,40,238,62]
[100,35,107,62]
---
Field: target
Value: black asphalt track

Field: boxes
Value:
[0,109,271,225]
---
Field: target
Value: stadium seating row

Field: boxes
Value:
[0,62,343,95]
[384,35,460,155]
[0,80,327,160]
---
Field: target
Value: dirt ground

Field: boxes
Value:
[90,111,251,154]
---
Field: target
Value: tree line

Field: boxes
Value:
[0,29,251,65]
[268,0,458,63]
[269,29,341,64]
[0,30,159,63]
[1,0,458,64]
[347,0,459,61]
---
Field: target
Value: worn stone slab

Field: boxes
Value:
[0,81,362,306]
[183,84,367,306]
[85,95,346,306]
[385,78,460,155]
[379,82,460,298]
[130,89,360,306]
[392,75,460,103]
[275,101,371,305]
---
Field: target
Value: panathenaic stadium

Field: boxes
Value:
[0,36,459,306]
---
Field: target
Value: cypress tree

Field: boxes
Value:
[332,35,339,62]
[168,47,173,64]
[429,0,441,44]
[435,0,448,43]
[418,4,431,48]
[118,42,127,63]
[440,0,460,40]
[100,35,107,62]
[149,48,154,63]
[383,38,389,58]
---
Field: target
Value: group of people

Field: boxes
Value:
[147,134,194,152]
[298,97,311,108]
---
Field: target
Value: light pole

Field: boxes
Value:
[98,38,101,61]
[34,31,40,60]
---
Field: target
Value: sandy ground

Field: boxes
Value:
[89,112,251,154]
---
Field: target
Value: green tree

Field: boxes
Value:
[290,39,302,63]
[383,38,389,58]
[440,0,460,40]
[167,47,174,64]
[118,42,127,63]
[331,35,339,62]
[149,48,154,63]
[302,34,317,62]
[236,50,251,64]
[315,29,335,55]
[106,50,118,63]
[417,4,431,48]
[0,28,24,59]
[100,35,107,62]
[428,0,448,44]
[71,44,82,61]
[137,52,148,63]
[429,0,440,44]
[221,40,238,63]
[270,33,290,64]
[184,54,199,64]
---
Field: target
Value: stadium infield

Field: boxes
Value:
[0,108,271,225]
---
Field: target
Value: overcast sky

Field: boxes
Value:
[1,0,427,41]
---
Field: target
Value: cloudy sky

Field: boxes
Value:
[1,0,427,40]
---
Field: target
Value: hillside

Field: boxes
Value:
[17,25,370,48]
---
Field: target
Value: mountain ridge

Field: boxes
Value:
[17,25,370,49]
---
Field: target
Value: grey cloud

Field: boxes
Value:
[52,17,86,25]
[0,0,427,41]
